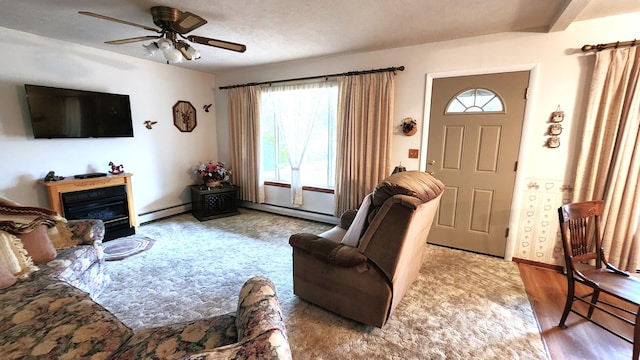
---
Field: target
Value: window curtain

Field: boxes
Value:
[262,82,333,207]
[573,47,640,271]
[334,72,395,216]
[228,86,264,203]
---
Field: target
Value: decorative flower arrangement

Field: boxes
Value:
[194,161,231,185]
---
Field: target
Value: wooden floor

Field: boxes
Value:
[518,263,634,360]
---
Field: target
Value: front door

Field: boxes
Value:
[426,71,529,257]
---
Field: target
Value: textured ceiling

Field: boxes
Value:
[0,0,638,73]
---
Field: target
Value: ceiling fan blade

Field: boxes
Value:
[105,35,161,45]
[187,35,247,53]
[78,11,161,33]
[178,46,192,61]
[171,12,207,34]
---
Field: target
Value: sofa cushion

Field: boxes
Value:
[0,231,38,280]
[0,261,16,289]
[182,330,291,360]
[18,224,57,264]
[111,315,238,360]
[0,277,133,359]
[372,170,444,207]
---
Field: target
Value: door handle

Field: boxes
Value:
[427,171,434,175]
[427,160,436,165]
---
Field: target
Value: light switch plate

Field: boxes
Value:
[408,149,419,158]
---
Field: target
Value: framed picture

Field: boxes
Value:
[173,101,197,132]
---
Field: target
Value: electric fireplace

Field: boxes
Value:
[61,185,134,241]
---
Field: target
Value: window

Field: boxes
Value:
[260,81,338,189]
[445,88,504,113]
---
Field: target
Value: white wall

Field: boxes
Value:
[0,27,218,223]
[213,13,640,265]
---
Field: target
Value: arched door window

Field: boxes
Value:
[445,88,505,113]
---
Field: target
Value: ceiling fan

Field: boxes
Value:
[79,6,246,64]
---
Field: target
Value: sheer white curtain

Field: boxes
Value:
[261,82,335,207]
[573,47,640,271]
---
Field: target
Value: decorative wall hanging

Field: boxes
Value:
[173,101,197,132]
[546,136,560,148]
[550,105,564,122]
[401,117,417,136]
[143,120,158,129]
[391,163,407,175]
[548,123,562,135]
[545,105,564,148]
[203,104,212,112]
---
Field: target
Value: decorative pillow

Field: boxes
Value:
[341,193,373,247]
[48,222,76,250]
[0,196,21,207]
[17,224,57,264]
[0,261,17,289]
[0,231,38,280]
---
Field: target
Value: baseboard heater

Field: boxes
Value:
[238,201,339,225]
[138,203,191,225]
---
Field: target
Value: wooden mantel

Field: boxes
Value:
[39,173,138,231]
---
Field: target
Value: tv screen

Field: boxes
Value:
[25,84,134,138]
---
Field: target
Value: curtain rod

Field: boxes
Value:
[218,65,404,90]
[581,39,639,52]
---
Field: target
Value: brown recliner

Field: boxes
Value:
[289,171,444,327]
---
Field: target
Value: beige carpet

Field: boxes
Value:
[95,208,549,359]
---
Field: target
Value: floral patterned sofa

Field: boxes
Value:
[39,219,112,298]
[0,212,291,359]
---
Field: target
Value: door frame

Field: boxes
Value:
[420,64,540,261]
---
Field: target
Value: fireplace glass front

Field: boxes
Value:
[62,185,134,241]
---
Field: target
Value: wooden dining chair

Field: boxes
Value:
[558,200,640,359]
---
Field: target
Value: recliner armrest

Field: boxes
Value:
[289,233,368,267]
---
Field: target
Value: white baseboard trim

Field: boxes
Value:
[239,201,339,225]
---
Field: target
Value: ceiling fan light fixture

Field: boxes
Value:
[157,37,173,50]
[143,42,159,56]
[162,47,183,63]
[80,7,247,64]
[184,44,201,60]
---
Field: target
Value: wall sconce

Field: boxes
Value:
[401,117,417,136]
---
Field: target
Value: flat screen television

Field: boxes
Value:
[25,84,134,138]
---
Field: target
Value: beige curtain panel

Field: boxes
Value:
[228,86,264,203]
[573,47,640,271]
[334,72,395,216]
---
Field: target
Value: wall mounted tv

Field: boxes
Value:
[25,84,134,138]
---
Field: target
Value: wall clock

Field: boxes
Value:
[173,100,197,132]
